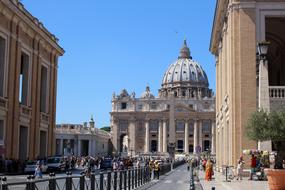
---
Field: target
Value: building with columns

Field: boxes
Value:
[210,0,285,170]
[0,0,64,160]
[55,117,111,156]
[110,40,215,157]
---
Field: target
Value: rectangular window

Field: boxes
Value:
[121,102,127,109]
[19,52,29,105]
[149,120,158,132]
[40,66,48,112]
[0,37,6,97]
[19,126,28,160]
[150,102,157,110]
[0,120,4,141]
[39,131,47,158]
[202,121,211,133]
[119,120,128,132]
[189,122,194,134]
[176,121,185,132]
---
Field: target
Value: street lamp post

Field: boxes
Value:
[256,41,272,151]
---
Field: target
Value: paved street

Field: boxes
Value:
[142,164,200,190]
[198,169,270,190]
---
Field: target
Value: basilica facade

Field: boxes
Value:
[110,40,215,156]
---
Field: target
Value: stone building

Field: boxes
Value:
[55,117,111,156]
[210,0,285,170]
[111,40,215,157]
[0,0,64,160]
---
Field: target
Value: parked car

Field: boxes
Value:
[46,157,66,172]
[24,160,48,174]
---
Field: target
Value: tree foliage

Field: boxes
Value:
[246,110,285,142]
[100,126,111,132]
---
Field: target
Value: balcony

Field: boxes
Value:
[269,86,285,112]
[41,112,49,123]
[20,105,31,118]
[0,97,7,109]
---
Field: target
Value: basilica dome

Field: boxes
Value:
[161,40,208,89]
[159,40,212,99]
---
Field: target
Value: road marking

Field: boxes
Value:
[177,180,184,184]
[164,180,172,183]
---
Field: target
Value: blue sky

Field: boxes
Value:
[22,0,216,128]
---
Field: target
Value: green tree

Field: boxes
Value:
[246,110,285,169]
[101,126,111,132]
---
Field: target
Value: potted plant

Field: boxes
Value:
[247,110,285,190]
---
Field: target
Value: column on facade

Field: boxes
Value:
[59,139,63,155]
[145,119,150,153]
[129,118,136,155]
[111,117,119,153]
[77,139,81,156]
[258,58,272,151]
[162,120,167,152]
[199,120,203,151]
[184,120,189,154]
[88,139,93,156]
[193,120,198,154]
[211,120,216,154]
[158,120,163,152]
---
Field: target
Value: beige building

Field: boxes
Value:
[55,117,111,157]
[0,0,64,160]
[111,40,215,157]
[210,0,285,169]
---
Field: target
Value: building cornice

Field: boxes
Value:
[210,0,257,55]
[1,0,64,55]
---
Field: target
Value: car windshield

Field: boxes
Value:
[47,158,61,164]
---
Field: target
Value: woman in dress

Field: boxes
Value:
[205,160,213,181]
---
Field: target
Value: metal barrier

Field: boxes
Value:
[189,167,195,190]
[0,167,152,190]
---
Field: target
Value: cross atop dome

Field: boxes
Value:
[178,39,192,59]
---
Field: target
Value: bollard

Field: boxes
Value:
[128,170,131,190]
[225,166,228,182]
[1,177,8,190]
[135,169,137,188]
[119,171,123,190]
[114,171,118,190]
[65,173,72,190]
[131,170,134,189]
[140,168,143,185]
[90,173,95,190]
[189,167,195,190]
[48,173,56,190]
[107,171,111,190]
[99,172,104,190]
[212,187,215,190]
[124,170,127,190]
[79,175,85,190]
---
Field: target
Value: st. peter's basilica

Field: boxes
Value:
[110,40,215,157]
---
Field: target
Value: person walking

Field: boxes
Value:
[249,155,256,180]
[205,160,213,181]
[34,162,42,179]
[154,161,160,179]
[236,156,245,180]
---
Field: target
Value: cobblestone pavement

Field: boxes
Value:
[198,169,270,190]
[141,164,202,190]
